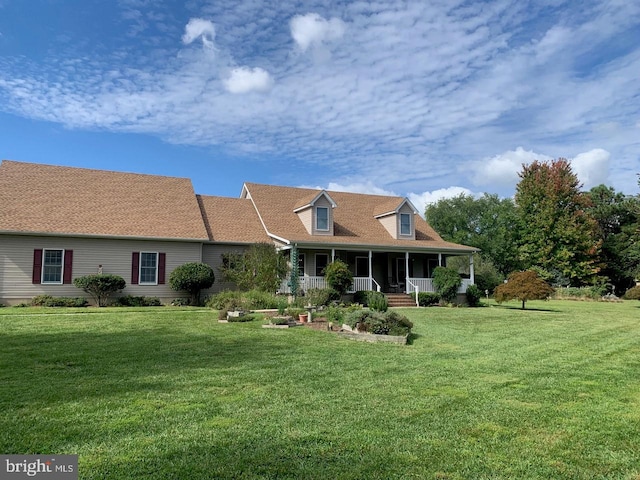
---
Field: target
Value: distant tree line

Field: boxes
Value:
[426,158,640,295]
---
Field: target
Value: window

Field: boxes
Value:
[42,249,63,284]
[140,252,158,285]
[316,207,329,231]
[316,254,329,276]
[355,256,369,277]
[400,213,411,236]
[298,253,305,277]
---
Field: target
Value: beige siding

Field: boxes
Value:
[296,207,313,235]
[378,213,397,239]
[0,234,202,305]
[201,243,249,294]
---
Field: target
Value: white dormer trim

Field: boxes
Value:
[293,190,337,213]
[374,198,419,219]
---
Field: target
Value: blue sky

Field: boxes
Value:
[0,0,638,213]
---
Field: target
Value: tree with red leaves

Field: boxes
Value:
[494,270,555,310]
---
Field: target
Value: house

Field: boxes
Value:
[0,160,477,305]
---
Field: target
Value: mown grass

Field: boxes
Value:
[1,301,639,479]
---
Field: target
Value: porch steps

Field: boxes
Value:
[385,293,418,308]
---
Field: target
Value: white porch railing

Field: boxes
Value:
[406,278,473,294]
[279,276,475,294]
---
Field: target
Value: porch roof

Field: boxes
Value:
[243,183,478,253]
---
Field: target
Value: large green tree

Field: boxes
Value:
[515,158,600,286]
[425,193,521,275]
[586,185,640,293]
[219,243,289,292]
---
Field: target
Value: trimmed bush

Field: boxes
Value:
[433,267,462,303]
[623,286,640,300]
[73,274,126,307]
[367,291,388,312]
[411,291,440,306]
[31,295,88,307]
[326,305,345,325]
[115,295,162,307]
[324,260,353,295]
[169,262,215,306]
[465,284,482,307]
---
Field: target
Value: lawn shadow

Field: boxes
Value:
[490,303,560,312]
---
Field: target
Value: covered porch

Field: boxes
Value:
[278,246,475,296]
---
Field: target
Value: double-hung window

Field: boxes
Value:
[400,213,412,236]
[316,207,329,231]
[140,252,158,285]
[42,249,64,284]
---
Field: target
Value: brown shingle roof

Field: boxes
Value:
[197,195,271,243]
[0,160,208,240]
[244,182,477,252]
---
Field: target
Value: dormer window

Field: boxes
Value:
[316,206,329,231]
[400,213,411,236]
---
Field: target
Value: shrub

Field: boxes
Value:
[367,291,388,312]
[344,309,412,336]
[171,298,191,307]
[305,288,340,306]
[623,286,640,300]
[207,291,241,310]
[353,290,371,306]
[31,295,88,307]
[410,291,440,306]
[465,284,482,307]
[227,313,258,323]
[115,295,162,307]
[169,262,215,306]
[220,243,288,292]
[326,305,344,325]
[242,290,280,309]
[323,260,353,295]
[494,270,555,310]
[73,274,126,307]
[433,267,462,303]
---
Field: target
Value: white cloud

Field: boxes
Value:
[325,181,395,196]
[408,187,474,217]
[182,18,216,49]
[571,148,610,190]
[290,13,346,52]
[223,67,273,94]
[466,147,552,189]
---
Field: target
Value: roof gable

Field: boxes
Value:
[293,190,337,212]
[242,182,476,251]
[0,160,209,240]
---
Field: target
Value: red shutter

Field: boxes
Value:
[158,253,166,284]
[63,250,73,284]
[33,249,43,284]
[131,252,140,285]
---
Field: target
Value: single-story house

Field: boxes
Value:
[0,160,477,305]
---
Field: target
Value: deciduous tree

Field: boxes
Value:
[220,243,288,292]
[494,270,554,310]
[515,158,600,286]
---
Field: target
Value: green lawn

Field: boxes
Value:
[1,301,639,479]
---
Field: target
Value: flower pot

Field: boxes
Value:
[299,313,308,323]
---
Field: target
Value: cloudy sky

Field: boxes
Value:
[0,0,638,213]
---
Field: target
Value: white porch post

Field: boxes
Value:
[469,254,475,284]
[405,251,410,294]
[438,253,442,266]
[368,250,373,291]
[331,248,335,262]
